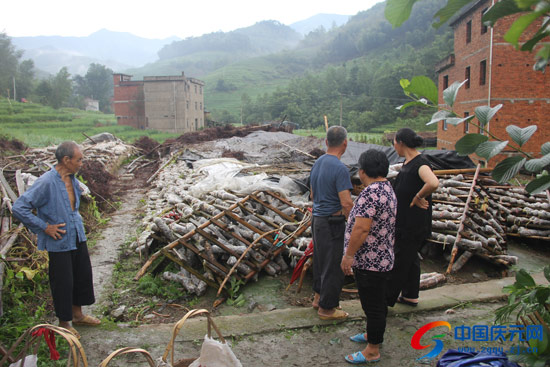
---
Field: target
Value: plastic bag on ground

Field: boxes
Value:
[9,355,38,367]
[189,334,242,367]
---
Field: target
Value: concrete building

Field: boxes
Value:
[436,0,550,163]
[112,72,205,133]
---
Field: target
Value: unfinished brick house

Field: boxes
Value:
[113,72,205,133]
[436,0,550,163]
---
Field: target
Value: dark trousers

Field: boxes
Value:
[355,269,390,345]
[312,216,345,310]
[386,231,424,307]
[48,241,95,322]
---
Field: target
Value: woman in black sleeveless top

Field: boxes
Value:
[387,128,439,307]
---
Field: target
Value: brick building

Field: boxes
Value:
[113,72,205,133]
[436,0,550,163]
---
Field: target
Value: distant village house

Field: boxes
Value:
[84,98,99,112]
[436,0,550,164]
[112,72,205,133]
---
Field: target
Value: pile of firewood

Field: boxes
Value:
[428,169,549,274]
[133,156,313,297]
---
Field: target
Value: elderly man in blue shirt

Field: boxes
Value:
[13,141,100,339]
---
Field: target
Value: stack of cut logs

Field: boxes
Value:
[135,190,312,298]
[429,170,549,273]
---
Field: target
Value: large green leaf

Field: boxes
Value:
[446,115,475,126]
[504,10,547,48]
[515,269,536,288]
[475,104,502,127]
[506,124,537,147]
[525,173,550,194]
[397,100,430,111]
[443,80,467,108]
[483,0,523,26]
[541,142,550,155]
[433,0,475,28]
[385,0,418,27]
[403,76,438,105]
[492,156,526,183]
[455,133,489,155]
[524,153,550,172]
[475,140,509,159]
[521,30,550,51]
[427,110,452,125]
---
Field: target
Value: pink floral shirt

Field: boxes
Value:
[344,181,397,272]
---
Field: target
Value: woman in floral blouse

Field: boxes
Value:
[341,149,397,364]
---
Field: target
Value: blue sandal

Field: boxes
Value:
[349,333,367,343]
[344,351,381,364]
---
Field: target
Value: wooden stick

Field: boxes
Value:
[146,151,181,184]
[0,169,17,202]
[433,167,492,175]
[278,142,315,159]
[82,132,97,144]
[0,224,24,257]
[446,164,481,275]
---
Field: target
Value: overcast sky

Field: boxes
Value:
[2,0,382,39]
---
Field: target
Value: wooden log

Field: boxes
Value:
[507,215,550,229]
[432,211,463,220]
[1,216,11,236]
[0,224,24,257]
[451,251,473,273]
[419,272,446,289]
[517,227,550,237]
[217,228,278,296]
[0,169,17,203]
[431,233,485,253]
[439,179,473,188]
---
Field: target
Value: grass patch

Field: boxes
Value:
[294,129,388,145]
[0,99,180,147]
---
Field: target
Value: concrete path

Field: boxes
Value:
[76,271,546,366]
[87,188,144,315]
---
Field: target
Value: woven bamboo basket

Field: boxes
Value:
[160,308,227,367]
[0,324,87,367]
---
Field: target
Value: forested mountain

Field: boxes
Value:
[127,21,303,79]
[201,0,453,132]
[158,21,301,60]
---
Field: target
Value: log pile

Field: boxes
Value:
[427,169,549,273]
[135,190,312,297]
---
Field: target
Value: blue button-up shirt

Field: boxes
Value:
[12,168,87,252]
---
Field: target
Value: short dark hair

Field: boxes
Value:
[359,149,389,178]
[395,128,423,148]
[55,141,79,163]
[326,126,347,147]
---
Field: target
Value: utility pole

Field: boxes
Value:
[13,76,16,102]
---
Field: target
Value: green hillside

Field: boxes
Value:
[0,99,179,148]
[122,0,452,132]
